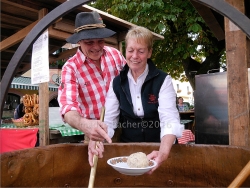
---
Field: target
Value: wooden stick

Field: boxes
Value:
[228,160,250,188]
[88,107,105,188]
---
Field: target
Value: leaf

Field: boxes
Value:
[183,52,189,59]
[157,23,166,31]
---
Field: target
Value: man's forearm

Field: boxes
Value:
[64,110,112,143]
[64,111,83,130]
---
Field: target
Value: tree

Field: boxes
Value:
[90,0,226,89]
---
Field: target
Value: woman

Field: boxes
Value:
[177,97,189,112]
[88,26,182,174]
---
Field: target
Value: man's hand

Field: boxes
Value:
[88,140,105,166]
[80,118,112,143]
[64,111,112,143]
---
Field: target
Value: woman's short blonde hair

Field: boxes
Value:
[125,26,153,50]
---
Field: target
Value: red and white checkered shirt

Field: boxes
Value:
[58,46,126,120]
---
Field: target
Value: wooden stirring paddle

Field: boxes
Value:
[228,160,250,188]
[88,107,105,188]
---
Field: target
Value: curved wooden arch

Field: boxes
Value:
[0,0,91,116]
[1,0,250,115]
[191,0,250,38]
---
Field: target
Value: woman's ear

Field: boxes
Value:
[147,48,153,58]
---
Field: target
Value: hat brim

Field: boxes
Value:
[66,28,116,44]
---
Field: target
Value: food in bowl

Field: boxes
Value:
[127,152,149,168]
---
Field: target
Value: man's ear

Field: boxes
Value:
[77,40,82,45]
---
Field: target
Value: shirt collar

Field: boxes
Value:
[128,63,149,82]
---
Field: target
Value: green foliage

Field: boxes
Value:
[49,59,65,68]
[90,0,225,87]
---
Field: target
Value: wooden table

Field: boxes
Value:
[179,110,195,115]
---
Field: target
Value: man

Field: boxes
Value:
[14,98,25,119]
[58,11,126,143]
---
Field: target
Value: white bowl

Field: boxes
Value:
[107,156,157,176]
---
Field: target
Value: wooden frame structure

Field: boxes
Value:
[191,0,250,147]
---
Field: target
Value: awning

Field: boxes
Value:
[11,77,58,91]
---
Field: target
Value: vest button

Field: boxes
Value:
[141,129,144,132]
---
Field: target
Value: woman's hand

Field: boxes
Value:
[88,140,105,166]
[146,150,169,174]
[146,134,176,174]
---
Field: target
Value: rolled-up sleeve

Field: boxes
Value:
[58,62,80,120]
[158,75,183,138]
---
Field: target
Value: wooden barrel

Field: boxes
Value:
[1,143,250,187]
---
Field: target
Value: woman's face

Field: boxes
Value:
[126,38,152,74]
[178,98,183,104]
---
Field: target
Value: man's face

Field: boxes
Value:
[78,39,105,61]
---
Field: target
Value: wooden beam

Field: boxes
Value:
[38,8,50,146]
[248,38,250,68]
[49,55,57,62]
[52,20,74,33]
[3,49,32,56]
[0,23,21,30]
[16,63,31,74]
[51,48,77,62]
[0,20,39,51]
[105,36,118,45]
[117,31,127,42]
[1,13,33,26]
[1,0,38,13]
[1,59,30,64]
[48,26,71,40]
[49,46,62,55]
[225,0,250,147]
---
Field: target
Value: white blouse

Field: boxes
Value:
[104,64,183,139]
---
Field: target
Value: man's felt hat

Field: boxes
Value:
[66,11,116,44]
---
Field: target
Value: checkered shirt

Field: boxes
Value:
[58,46,126,120]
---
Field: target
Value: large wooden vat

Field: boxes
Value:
[1,143,250,187]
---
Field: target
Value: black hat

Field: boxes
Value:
[66,11,116,44]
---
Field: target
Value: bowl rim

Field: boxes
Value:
[107,156,157,170]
